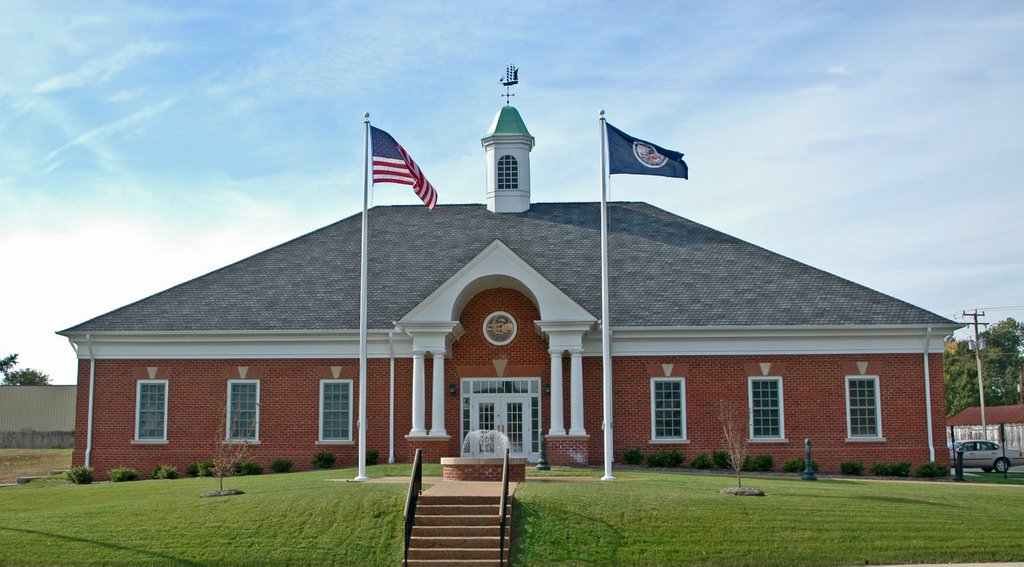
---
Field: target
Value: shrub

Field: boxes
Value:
[890,461,912,477]
[109,467,140,482]
[840,461,864,476]
[312,451,336,469]
[270,458,293,473]
[870,461,911,477]
[782,458,818,473]
[186,462,199,477]
[66,466,94,485]
[623,447,645,465]
[197,460,215,477]
[151,465,180,480]
[741,455,774,472]
[233,461,263,476]
[782,458,803,473]
[366,449,379,466]
[712,450,731,469]
[689,453,714,469]
[914,462,949,478]
[645,450,684,468]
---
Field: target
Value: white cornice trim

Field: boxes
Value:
[61,323,957,359]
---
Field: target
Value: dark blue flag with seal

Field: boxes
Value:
[606,122,688,179]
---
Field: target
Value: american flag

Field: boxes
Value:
[370,126,438,209]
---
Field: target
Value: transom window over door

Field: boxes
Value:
[497,155,518,190]
[135,380,168,441]
[847,376,882,438]
[748,377,783,439]
[227,380,260,442]
[650,378,686,440]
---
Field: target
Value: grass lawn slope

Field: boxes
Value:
[513,470,1024,566]
[2,464,1024,566]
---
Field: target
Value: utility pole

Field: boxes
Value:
[963,310,989,437]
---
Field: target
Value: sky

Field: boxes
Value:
[1,1,1022,385]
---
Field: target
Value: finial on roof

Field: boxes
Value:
[500,64,519,105]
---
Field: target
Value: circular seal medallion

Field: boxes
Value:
[483,311,517,346]
[632,141,668,168]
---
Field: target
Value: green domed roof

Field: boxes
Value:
[484,105,533,138]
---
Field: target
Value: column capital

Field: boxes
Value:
[548,348,565,356]
[567,347,584,356]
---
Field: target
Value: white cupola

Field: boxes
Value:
[481,105,535,213]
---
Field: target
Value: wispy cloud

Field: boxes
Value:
[43,97,177,167]
[31,42,171,94]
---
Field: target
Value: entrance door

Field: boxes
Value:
[470,396,531,457]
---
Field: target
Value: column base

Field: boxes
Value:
[545,434,590,466]
[548,428,567,436]
[428,429,449,437]
[568,428,587,436]
[408,429,427,437]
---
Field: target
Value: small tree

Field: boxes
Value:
[719,401,749,488]
[209,416,251,493]
[2,368,51,385]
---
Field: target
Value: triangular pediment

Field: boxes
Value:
[400,239,595,324]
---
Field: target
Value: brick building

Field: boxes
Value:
[60,106,957,479]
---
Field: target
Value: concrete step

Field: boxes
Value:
[412,525,509,538]
[418,495,500,506]
[415,504,503,516]
[407,547,501,560]
[410,536,503,549]
[415,514,502,527]
[405,556,505,560]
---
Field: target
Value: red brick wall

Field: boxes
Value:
[71,287,947,476]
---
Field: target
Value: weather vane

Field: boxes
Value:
[500,64,519,105]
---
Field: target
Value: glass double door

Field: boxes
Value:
[469,396,531,457]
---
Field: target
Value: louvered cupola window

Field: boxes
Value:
[497,155,518,190]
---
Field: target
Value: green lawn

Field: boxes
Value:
[513,470,1024,566]
[1,465,1022,566]
[0,449,72,484]
[965,471,1024,485]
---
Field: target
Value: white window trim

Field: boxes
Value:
[650,377,686,441]
[226,379,260,443]
[135,379,168,442]
[748,377,784,440]
[319,379,353,443]
[845,375,883,440]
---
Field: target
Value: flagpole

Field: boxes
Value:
[355,112,370,481]
[599,110,615,481]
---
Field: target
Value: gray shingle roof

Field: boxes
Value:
[62,202,953,333]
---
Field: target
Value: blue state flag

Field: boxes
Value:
[606,122,688,179]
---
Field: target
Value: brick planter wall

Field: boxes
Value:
[441,458,527,482]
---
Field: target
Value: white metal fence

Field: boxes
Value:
[949,423,1024,451]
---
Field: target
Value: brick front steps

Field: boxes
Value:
[405,493,512,567]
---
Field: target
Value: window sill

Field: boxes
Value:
[131,440,168,445]
[316,440,354,446]
[222,440,260,445]
[846,436,886,443]
[748,438,788,444]
[649,439,689,445]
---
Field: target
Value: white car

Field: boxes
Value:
[952,440,1024,473]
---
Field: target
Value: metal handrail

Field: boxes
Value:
[498,447,510,566]
[403,448,423,567]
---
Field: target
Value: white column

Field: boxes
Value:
[410,351,426,436]
[568,348,586,435]
[549,349,566,436]
[429,352,447,436]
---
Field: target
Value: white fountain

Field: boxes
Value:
[440,429,528,482]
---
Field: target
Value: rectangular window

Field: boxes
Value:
[320,380,352,442]
[749,377,784,439]
[135,380,168,441]
[227,380,260,442]
[650,378,686,440]
[847,376,881,438]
